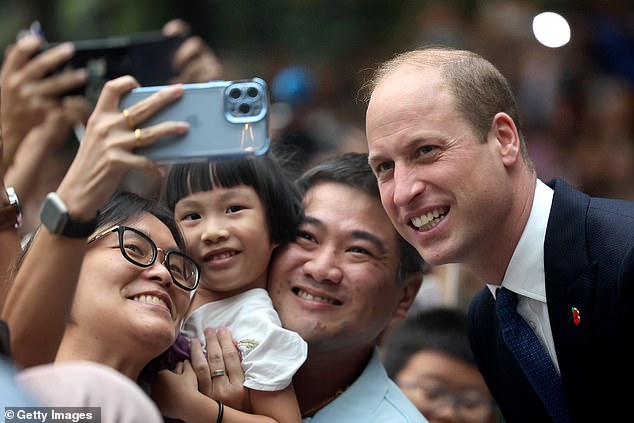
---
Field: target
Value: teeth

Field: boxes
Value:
[209,251,237,260]
[133,295,167,309]
[411,208,447,230]
[297,289,336,305]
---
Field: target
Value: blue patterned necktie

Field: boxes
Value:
[495,287,571,423]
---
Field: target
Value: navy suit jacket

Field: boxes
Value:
[468,179,634,423]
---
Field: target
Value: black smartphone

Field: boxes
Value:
[46,31,184,104]
[119,78,271,163]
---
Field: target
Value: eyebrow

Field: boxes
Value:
[302,215,387,255]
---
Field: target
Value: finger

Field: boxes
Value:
[174,361,184,374]
[130,121,189,149]
[20,42,76,82]
[190,338,212,396]
[117,84,185,128]
[217,327,244,386]
[92,75,140,112]
[179,56,223,84]
[27,68,87,99]
[171,36,205,71]
[162,19,191,37]
[204,327,227,379]
[1,36,43,74]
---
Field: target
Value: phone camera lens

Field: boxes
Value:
[229,88,242,99]
[238,103,251,114]
[246,87,259,98]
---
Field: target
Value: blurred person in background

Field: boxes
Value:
[383,307,502,423]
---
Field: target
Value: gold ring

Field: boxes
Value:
[122,108,135,129]
[134,128,142,146]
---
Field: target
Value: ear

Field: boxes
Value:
[490,112,521,167]
[393,271,423,321]
[377,272,423,346]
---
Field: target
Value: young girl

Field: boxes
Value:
[153,154,307,423]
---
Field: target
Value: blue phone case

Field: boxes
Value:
[119,78,270,163]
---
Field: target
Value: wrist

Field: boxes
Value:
[39,192,97,238]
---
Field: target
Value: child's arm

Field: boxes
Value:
[251,385,302,423]
[152,360,281,423]
[201,328,303,423]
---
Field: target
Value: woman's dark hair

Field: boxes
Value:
[13,190,185,275]
[163,154,303,245]
[95,190,185,252]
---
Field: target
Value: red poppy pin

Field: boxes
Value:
[571,307,581,325]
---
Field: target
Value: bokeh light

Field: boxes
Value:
[532,12,571,48]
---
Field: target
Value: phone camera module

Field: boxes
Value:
[225,80,266,122]
[238,103,251,114]
[246,87,259,98]
[229,88,242,99]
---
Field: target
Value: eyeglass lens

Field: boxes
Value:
[401,381,492,422]
[121,227,198,290]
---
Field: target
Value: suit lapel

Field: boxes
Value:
[543,179,595,407]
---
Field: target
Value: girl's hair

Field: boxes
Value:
[163,154,303,245]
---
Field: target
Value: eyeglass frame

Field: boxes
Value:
[87,225,200,292]
[399,380,494,422]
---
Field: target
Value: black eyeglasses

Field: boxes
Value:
[399,380,493,423]
[88,225,200,292]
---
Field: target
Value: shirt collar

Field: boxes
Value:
[488,179,553,302]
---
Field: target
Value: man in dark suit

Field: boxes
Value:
[364,46,634,422]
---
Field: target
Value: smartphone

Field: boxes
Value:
[119,78,271,163]
[45,31,184,104]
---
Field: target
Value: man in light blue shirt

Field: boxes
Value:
[304,349,423,422]
[209,153,427,422]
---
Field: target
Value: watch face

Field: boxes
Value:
[40,193,69,234]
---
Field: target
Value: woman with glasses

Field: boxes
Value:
[11,189,199,378]
[2,75,190,370]
[1,73,302,422]
[383,308,504,423]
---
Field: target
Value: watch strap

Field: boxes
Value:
[40,192,98,239]
[62,213,99,238]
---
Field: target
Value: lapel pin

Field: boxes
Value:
[571,306,581,325]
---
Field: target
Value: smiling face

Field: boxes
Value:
[174,184,274,299]
[268,181,407,353]
[366,64,515,269]
[71,212,191,361]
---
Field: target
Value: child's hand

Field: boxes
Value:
[151,360,200,419]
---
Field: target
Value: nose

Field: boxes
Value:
[302,246,343,284]
[392,162,425,207]
[149,248,173,288]
[201,219,230,243]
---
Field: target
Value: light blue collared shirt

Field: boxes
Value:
[303,348,427,422]
[486,178,560,373]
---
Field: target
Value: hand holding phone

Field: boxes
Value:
[33,24,184,105]
[119,78,270,163]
